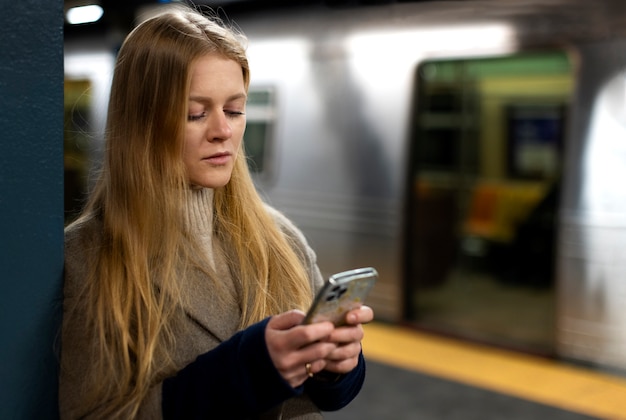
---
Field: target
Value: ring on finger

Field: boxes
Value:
[305,362,314,378]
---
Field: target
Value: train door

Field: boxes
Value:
[405,52,573,355]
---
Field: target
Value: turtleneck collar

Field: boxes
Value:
[185,188,214,233]
[184,187,216,269]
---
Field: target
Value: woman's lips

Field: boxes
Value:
[203,152,231,165]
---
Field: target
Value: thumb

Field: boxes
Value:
[268,309,306,331]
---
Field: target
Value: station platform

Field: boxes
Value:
[325,322,626,420]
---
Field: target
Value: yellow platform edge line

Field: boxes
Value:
[362,322,626,420]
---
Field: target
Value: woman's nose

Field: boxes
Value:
[207,111,232,141]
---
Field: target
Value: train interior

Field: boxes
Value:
[404,51,572,356]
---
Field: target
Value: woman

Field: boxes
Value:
[59,5,373,419]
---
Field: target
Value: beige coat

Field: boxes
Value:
[59,195,325,419]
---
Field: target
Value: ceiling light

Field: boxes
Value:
[66,4,104,25]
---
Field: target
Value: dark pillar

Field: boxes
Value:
[0,1,64,418]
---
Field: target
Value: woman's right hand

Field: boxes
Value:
[265,310,337,388]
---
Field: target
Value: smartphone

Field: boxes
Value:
[302,267,378,326]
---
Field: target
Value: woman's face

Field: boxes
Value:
[184,54,247,189]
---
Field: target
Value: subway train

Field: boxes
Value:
[63,0,626,376]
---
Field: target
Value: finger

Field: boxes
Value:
[288,358,328,387]
[326,324,364,344]
[345,305,374,325]
[324,341,362,362]
[297,340,337,363]
[273,344,334,387]
[266,322,336,363]
[286,322,335,349]
[322,355,360,374]
[268,309,306,331]
[304,359,328,378]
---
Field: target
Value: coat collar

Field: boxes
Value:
[178,238,243,342]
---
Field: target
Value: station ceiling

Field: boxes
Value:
[64,0,626,43]
[64,0,393,39]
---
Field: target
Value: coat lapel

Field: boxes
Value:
[178,238,242,343]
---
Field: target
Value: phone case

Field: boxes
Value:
[302,267,378,326]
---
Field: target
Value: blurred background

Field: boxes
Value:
[63,0,626,418]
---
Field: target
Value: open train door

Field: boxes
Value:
[404,52,573,355]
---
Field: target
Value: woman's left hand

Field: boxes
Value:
[319,305,374,374]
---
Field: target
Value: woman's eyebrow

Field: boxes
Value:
[189,92,247,103]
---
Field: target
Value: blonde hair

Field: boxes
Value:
[70,6,312,417]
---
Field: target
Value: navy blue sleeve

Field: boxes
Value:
[305,351,366,411]
[162,318,303,419]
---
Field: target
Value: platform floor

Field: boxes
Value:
[325,323,626,420]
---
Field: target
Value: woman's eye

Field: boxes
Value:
[188,112,206,122]
[225,110,245,118]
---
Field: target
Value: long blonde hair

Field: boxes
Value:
[71,6,312,417]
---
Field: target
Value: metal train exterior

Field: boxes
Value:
[64,0,626,374]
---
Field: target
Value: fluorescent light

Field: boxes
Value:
[347,23,517,59]
[66,5,104,25]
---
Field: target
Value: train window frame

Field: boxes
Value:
[244,86,277,183]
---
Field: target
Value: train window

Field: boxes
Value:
[244,88,276,178]
[406,51,573,355]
